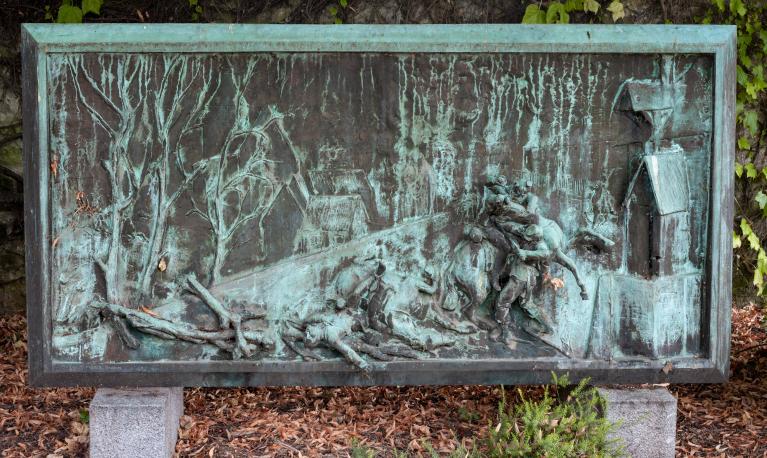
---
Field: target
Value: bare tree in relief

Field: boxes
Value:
[136,56,222,298]
[61,54,153,306]
[189,59,294,285]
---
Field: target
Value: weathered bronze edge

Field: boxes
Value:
[708,25,736,382]
[21,25,737,387]
[22,26,53,385]
[21,24,735,54]
[30,364,726,387]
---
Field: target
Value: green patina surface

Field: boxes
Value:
[22,24,735,386]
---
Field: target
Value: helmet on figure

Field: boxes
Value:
[523,224,543,242]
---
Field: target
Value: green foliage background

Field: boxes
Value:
[704,1,767,297]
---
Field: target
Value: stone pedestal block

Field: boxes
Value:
[90,387,184,458]
[597,387,677,458]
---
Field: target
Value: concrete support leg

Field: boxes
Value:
[597,387,676,458]
[89,387,184,458]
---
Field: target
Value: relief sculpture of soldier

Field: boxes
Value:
[449,174,615,353]
[92,163,616,368]
[29,28,726,389]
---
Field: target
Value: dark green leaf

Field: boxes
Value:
[737,65,749,87]
[730,0,747,17]
[741,218,752,236]
[81,0,102,16]
[563,0,583,11]
[546,2,570,24]
[738,136,751,150]
[583,0,600,13]
[743,110,759,136]
[746,162,758,179]
[522,4,547,24]
[56,5,83,23]
[713,0,725,12]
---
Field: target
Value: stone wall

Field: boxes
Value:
[0,0,707,314]
[0,37,23,314]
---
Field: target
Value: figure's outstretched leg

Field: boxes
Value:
[327,338,370,372]
[493,278,525,345]
[345,338,393,361]
[555,249,588,300]
[282,337,321,361]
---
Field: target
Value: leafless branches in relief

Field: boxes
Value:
[54,54,291,356]
[60,54,152,306]
[103,273,272,358]
[188,58,286,286]
[136,55,222,298]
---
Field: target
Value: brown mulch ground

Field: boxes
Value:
[672,304,767,457]
[0,305,765,457]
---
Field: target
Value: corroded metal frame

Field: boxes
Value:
[23,24,735,387]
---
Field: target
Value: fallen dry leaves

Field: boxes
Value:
[0,304,765,457]
[673,303,767,457]
[176,384,502,456]
[0,314,93,458]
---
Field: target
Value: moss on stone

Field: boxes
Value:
[0,140,22,170]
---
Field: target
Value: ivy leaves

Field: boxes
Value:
[81,0,102,16]
[735,162,767,293]
[707,0,767,294]
[45,0,103,23]
[583,0,600,14]
[54,4,83,23]
[737,219,767,294]
[522,4,547,23]
[522,0,626,24]
[189,0,203,21]
[329,0,349,24]
[606,1,625,21]
[707,0,766,157]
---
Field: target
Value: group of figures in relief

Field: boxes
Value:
[106,173,613,370]
[48,52,712,367]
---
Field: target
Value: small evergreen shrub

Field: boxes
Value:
[482,374,623,458]
[407,374,623,457]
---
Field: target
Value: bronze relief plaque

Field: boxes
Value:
[23,25,735,386]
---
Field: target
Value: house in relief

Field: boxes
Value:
[591,55,700,361]
[616,55,692,277]
[615,55,684,154]
[308,169,379,222]
[622,147,691,277]
[293,195,369,254]
[260,169,372,261]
